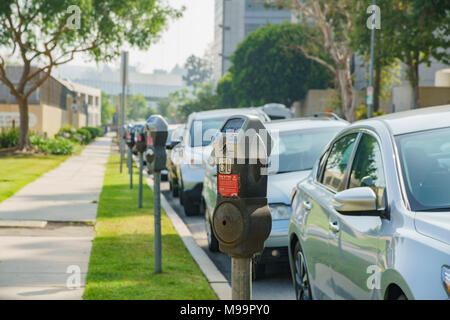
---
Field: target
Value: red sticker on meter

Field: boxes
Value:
[146,136,153,146]
[218,174,239,197]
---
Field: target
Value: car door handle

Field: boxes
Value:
[329,220,340,233]
[302,200,312,211]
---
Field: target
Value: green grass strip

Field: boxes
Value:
[83,155,217,300]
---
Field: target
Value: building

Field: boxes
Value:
[212,0,292,83]
[0,66,101,138]
[55,64,188,109]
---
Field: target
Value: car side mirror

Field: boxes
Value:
[332,187,379,216]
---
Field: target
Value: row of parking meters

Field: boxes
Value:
[122,115,169,174]
[123,114,272,297]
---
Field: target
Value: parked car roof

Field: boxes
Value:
[189,107,270,122]
[265,117,348,132]
[358,105,450,135]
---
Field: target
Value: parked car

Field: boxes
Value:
[289,105,450,300]
[160,124,183,181]
[166,124,185,196]
[258,103,293,120]
[202,116,349,279]
[176,108,270,216]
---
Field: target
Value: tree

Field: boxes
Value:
[351,1,398,112]
[229,22,332,108]
[0,0,182,149]
[351,0,449,110]
[126,94,154,121]
[389,0,449,108]
[216,73,236,108]
[176,83,218,120]
[183,55,212,86]
[270,0,360,121]
[100,91,115,125]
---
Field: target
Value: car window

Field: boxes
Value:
[396,126,450,211]
[348,134,386,209]
[268,127,341,174]
[189,118,226,147]
[321,133,357,191]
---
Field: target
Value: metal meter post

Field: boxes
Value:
[125,124,135,189]
[211,115,273,300]
[144,115,168,274]
[135,127,147,209]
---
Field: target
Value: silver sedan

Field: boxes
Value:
[289,105,450,300]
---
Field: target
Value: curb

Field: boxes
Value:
[144,173,231,300]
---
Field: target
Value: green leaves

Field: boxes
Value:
[229,22,333,107]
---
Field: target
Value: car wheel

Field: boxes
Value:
[252,259,266,281]
[183,194,198,216]
[204,201,219,252]
[397,294,407,300]
[293,242,312,300]
[179,181,184,205]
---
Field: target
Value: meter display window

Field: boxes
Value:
[190,118,227,147]
[268,128,341,174]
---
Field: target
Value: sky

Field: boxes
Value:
[71,0,214,73]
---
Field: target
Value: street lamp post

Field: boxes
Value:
[367,0,376,119]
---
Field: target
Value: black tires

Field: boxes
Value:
[169,180,179,197]
[252,259,266,281]
[293,241,312,300]
[204,200,219,252]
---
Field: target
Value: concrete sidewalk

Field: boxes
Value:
[0,135,112,222]
[0,134,112,300]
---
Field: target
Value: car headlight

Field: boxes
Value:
[269,204,291,220]
[442,265,450,297]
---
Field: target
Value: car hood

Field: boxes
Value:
[268,170,311,205]
[414,211,450,245]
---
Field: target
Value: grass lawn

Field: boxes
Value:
[0,154,69,203]
[83,155,217,300]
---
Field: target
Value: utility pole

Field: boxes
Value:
[367,0,377,119]
[120,51,129,173]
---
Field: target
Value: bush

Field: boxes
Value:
[84,126,104,139]
[0,127,19,148]
[30,135,74,155]
[356,105,385,120]
[76,128,92,144]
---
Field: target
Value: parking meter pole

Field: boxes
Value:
[119,139,124,173]
[138,153,143,209]
[128,148,133,189]
[154,170,162,273]
[232,258,252,300]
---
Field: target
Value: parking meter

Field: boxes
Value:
[144,115,168,274]
[211,115,273,259]
[135,127,147,154]
[125,125,135,149]
[144,115,168,172]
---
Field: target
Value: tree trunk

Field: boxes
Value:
[410,61,420,109]
[17,97,30,150]
[373,65,381,113]
[337,69,355,122]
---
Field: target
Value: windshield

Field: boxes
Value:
[396,127,450,211]
[268,127,341,174]
[189,118,226,147]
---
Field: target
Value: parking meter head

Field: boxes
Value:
[144,115,169,172]
[124,124,135,148]
[211,115,273,258]
[135,126,147,154]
